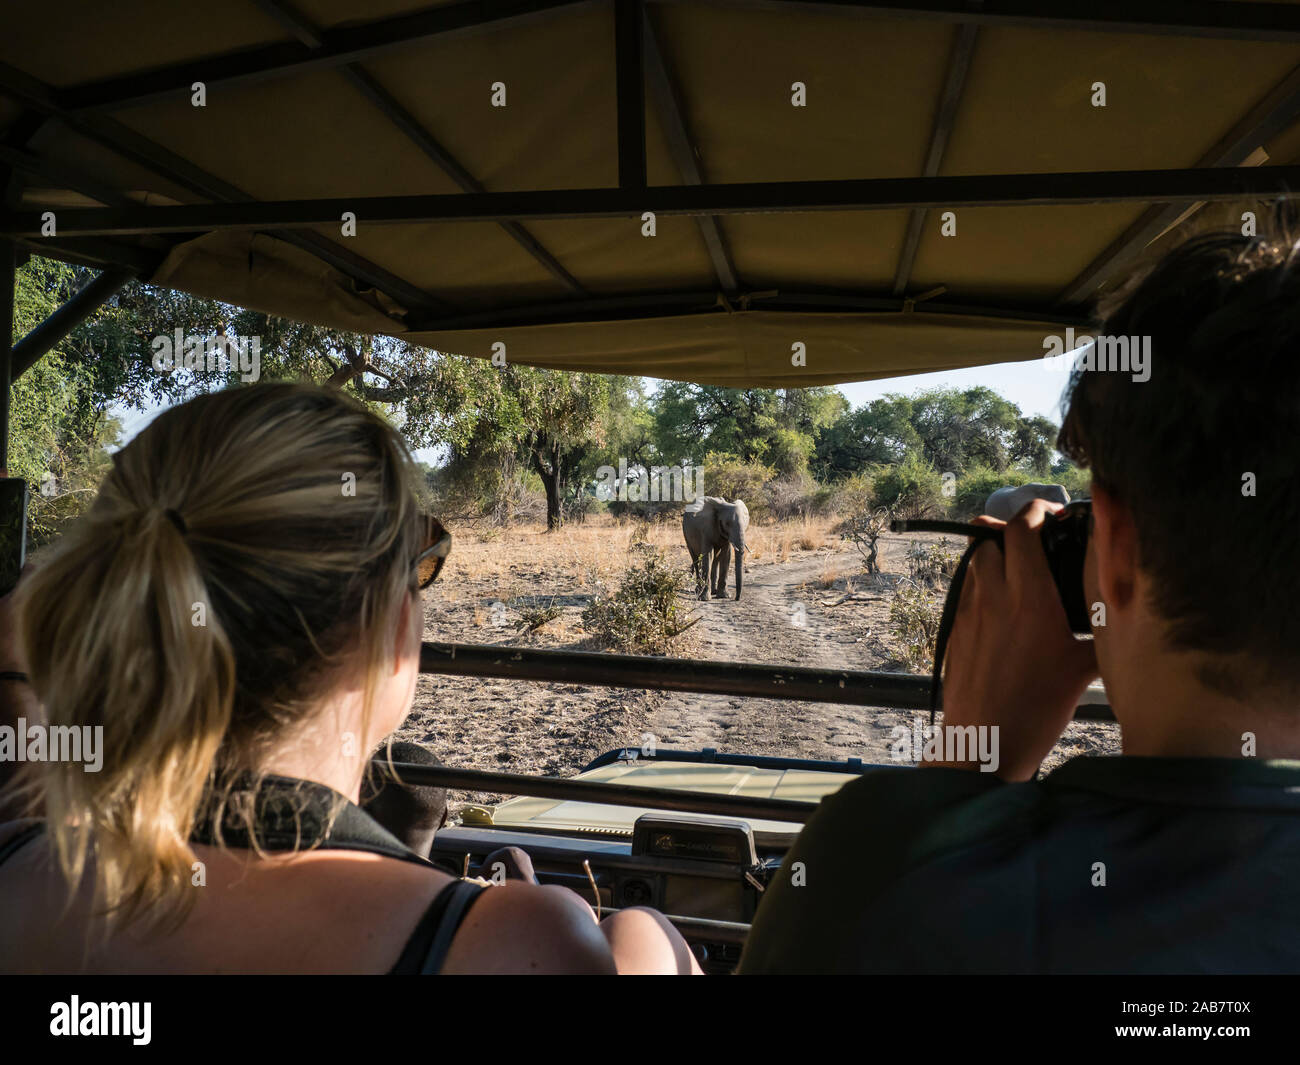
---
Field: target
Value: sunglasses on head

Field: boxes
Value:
[415,514,452,589]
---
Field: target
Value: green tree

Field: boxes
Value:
[817,387,1062,480]
[1010,414,1059,474]
[908,386,1020,473]
[10,257,133,543]
[814,393,919,477]
[653,383,843,475]
[392,353,633,530]
[11,260,637,533]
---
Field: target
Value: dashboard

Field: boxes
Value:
[430,815,785,973]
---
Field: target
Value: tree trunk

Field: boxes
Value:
[543,472,562,530]
[531,438,564,531]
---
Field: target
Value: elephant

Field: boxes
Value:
[682,496,750,601]
[984,482,1070,521]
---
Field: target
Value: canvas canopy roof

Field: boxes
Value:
[4,0,1300,386]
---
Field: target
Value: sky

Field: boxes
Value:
[836,358,1070,422]
[110,356,1072,457]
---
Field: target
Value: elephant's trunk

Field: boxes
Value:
[732,535,745,600]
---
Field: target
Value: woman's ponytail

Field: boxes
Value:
[19,497,237,931]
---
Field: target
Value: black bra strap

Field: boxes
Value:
[421,880,484,974]
[391,879,487,975]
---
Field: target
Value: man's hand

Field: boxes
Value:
[930,499,1099,781]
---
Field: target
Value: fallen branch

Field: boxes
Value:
[818,593,886,607]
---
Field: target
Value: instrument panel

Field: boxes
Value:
[430,816,781,973]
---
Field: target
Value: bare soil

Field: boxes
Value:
[399,515,1119,812]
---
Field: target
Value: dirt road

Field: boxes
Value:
[398,522,1119,806]
[641,545,921,763]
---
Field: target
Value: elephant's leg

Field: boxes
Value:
[688,551,704,597]
[699,546,712,600]
[713,543,731,598]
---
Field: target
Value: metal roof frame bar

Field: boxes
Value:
[641,4,739,292]
[6,165,1299,237]
[1059,61,1300,306]
[892,23,977,296]
[50,0,1300,119]
[60,0,594,115]
[674,0,1300,43]
[249,0,588,296]
[405,287,1090,331]
[0,61,452,319]
[11,266,134,379]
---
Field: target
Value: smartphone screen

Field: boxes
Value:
[0,478,29,598]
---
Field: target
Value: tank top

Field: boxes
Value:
[0,773,484,974]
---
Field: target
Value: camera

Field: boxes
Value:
[1038,500,1092,634]
[891,499,1092,634]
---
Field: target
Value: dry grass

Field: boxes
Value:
[745,514,835,564]
[427,514,846,648]
[440,513,840,592]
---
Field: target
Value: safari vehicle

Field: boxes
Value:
[2,0,1297,974]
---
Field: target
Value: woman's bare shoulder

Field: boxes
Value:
[440,881,617,975]
[2,836,615,974]
[2,843,459,974]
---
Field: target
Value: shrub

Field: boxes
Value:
[905,538,959,584]
[953,465,1023,519]
[808,483,839,516]
[429,457,543,526]
[765,426,814,478]
[839,505,891,573]
[767,471,818,521]
[698,453,775,518]
[890,578,946,672]
[561,487,593,525]
[954,464,1089,518]
[582,546,698,655]
[833,470,876,519]
[1055,463,1092,499]
[872,451,948,519]
[606,498,679,522]
[515,600,563,632]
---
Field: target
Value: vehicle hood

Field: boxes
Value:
[459,760,859,848]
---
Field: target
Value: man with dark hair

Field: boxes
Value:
[740,227,1300,974]
[360,741,449,860]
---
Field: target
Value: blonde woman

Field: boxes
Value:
[0,383,698,975]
